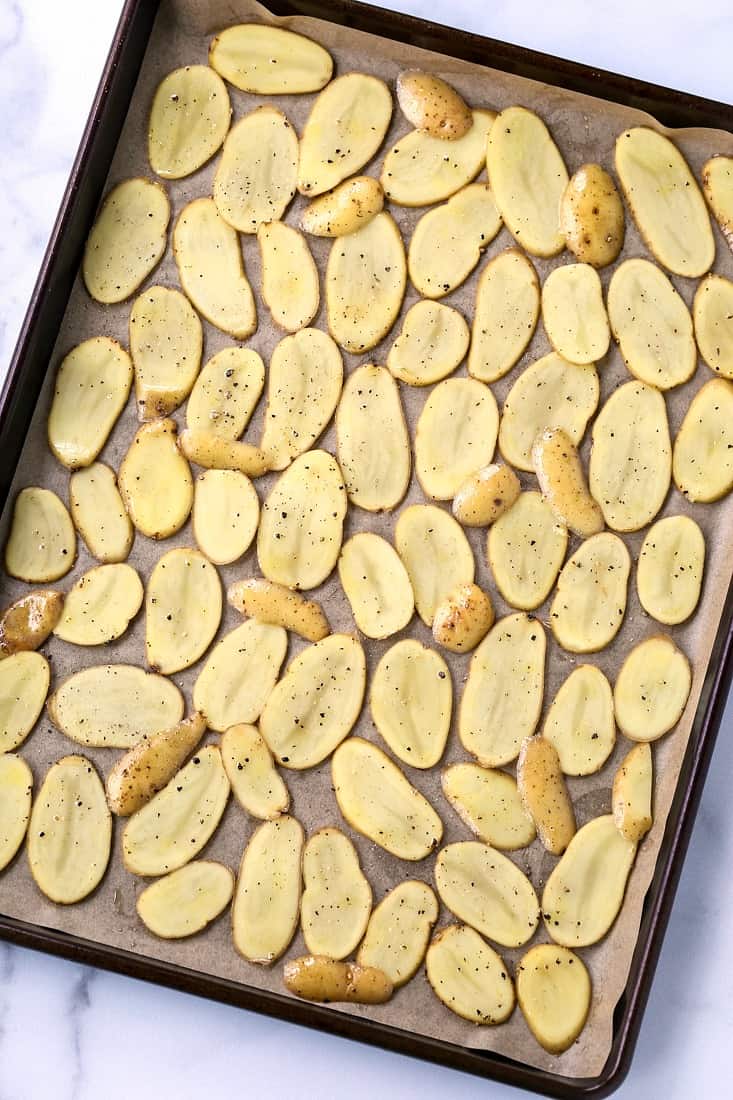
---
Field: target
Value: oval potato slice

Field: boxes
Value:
[284,956,392,1004]
[432,582,494,654]
[516,736,576,855]
[357,880,438,987]
[69,463,133,563]
[137,860,234,939]
[213,107,298,233]
[408,184,502,299]
[396,71,472,140]
[559,163,625,268]
[426,924,515,1024]
[532,428,603,538]
[694,274,733,378]
[614,635,691,742]
[192,469,259,565]
[395,504,474,626]
[543,665,616,776]
[435,841,540,947]
[105,711,207,817]
[82,178,169,304]
[178,428,269,478]
[221,723,289,820]
[637,515,705,625]
[118,418,193,539]
[145,548,222,675]
[129,285,202,420]
[148,65,230,180]
[337,364,410,511]
[300,176,384,238]
[541,263,610,365]
[232,815,304,964]
[193,620,287,732]
[452,463,521,527]
[517,945,591,1054]
[258,221,319,332]
[613,742,653,843]
[370,639,452,768]
[0,753,32,871]
[0,591,63,659]
[468,248,540,383]
[4,487,75,583]
[488,491,567,611]
[702,155,733,251]
[387,301,469,386]
[209,23,332,95]
[673,378,733,502]
[186,347,265,439]
[54,563,143,646]
[228,578,329,643]
[415,378,499,500]
[0,651,49,752]
[550,532,630,653]
[441,763,536,850]
[301,827,372,959]
[338,532,414,639]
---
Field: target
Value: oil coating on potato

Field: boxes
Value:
[106,712,207,817]
[209,23,333,95]
[300,176,384,238]
[452,463,521,527]
[227,578,329,642]
[396,71,472,140]
[516,735,576,855]
[0,590,63,658]
[284,956,393,1004]
[432,582,494,653]
[559,163,624,267]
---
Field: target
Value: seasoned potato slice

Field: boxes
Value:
[192,470,259,565]
[358,880,438,987]
[452,463,521,527]
[415,378,499,500]
[395,505,474,626]
[468,248,540,383]
[337,364,410,511]
[517,736,576,855]
[408,184,502,299]
[370,639,452,768]
[129,286,202,420]
[589,380,671,529]
[381,110,495,207]
[0,652,49,752]
[426,924,515,1024]
[517,945,591,1054]
[332,737,443,860]
[433,582,494,654]
[541,263,610,365]
[486,106,568,257]
[613,743,653,843]
[70,463,134,563]
[550,532,630,653]
[257,450,346,589]
[5,487,75,583]
[221,723,289,820]
[560,163,624,267]
[173,197,256,338]
[338,533,414,639]
[0,753,32,871]
[260,328,342,471]
[543,665,616,776]
[396,71,472,139]
[533,428,603,538]
[614,635,691,742]
[542,815,636,947]
[232,815,304,964]
[28,755,111,903]
[615,127,714,277]
[0,590,63,659]
[637,515,705,625]
[258,222,319,332]
[145,547,222,675]
[82,178,169,303]
[209,23,332,95]
[213,107,298,233]
[459,612,546,767]
[148,65,230,179]
[178,428,269,477]
[435,841,539,947]
[326,213,406,353]
[118,419,193,539]
[441,763,536,850]
[259,634,365,769]
[301,176,384,238]
[54,563,143,646]
[137,861,234,939]
[47,337,133,468]
[673,378,733,502]
[702,155,733,250]
[694,274,733,378]
[106,711,207,816]
[387,301,469,387]
[228,578,329,643]
[193,620,287,732]
[488,491,567,611]
[187,347,265,439]
[301,828,371,959]
[284,956,393,1004]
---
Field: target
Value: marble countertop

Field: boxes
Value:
[1,1,732,1097]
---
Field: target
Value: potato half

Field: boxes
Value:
[637,515,705,625]
[381,110,495,207]
[258,221,319,333]
[415,378,499,500]
[301,827,371,959]
[53,563,143,647]
[358,880,438,987]
[452,463,521,527]
[82,178,169,303]
[145,547,222,675]
[209,23,332,95]
[338,532,414,639]
[702,155,733,250]
[69,463,134,564]
[613,743,653,843]
[517,945,591,1054]
[488,491,568,611]
[550,532,630,653]
[178,428,269,478]
[148,65,230,179]
[192,469,259,565]
[129,285,202,420]
[435,841,539,947]
[300,176,384,238]
[0,590,63,659]
[213,107,298,233]
[516,735,576,855]
[432,582,494,654]
[118,418,193,539]
[387,301,469,386]
[227,578,329,643]
[559,163,624,267]
[4,487,76,583]
[221,723,290,820]
[396,71,472,140]
[613,635,691,742]
[673,378,733,502]
[106,711,207,817]
[541,263,610,365]
[408,183,502,299]
[370,639,452,768]
[441,763,536,850]
[426,925,515,1024]
[137,861,234,939]
[284,956,393,1005]
[468,249,540,383]
[193,620,286,732]
[47,337,132,468]
[336,364,410,511]
[693,273,733,378]
[186,347,265,439]
[543,665,616,776]
[0,753,32,871]
[532,427,604,538]
[395,504,474,626]
[232,815,304,964]
[0,651,50,752]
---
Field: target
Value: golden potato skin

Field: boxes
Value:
[283,955,393,1004]
[560,163,625,267]
[0,590,64,658]
[432,583,494,653]
[396,70,472,140]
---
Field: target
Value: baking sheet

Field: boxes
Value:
[1,0,733,1079]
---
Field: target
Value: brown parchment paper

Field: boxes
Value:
[2,0,733,1079]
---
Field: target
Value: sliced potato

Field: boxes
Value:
[0,651,49,752]
[637,515,705,625]
[702,155,733,250]
[232,815,304,964]
[357,880,438,987]
[694,274,733,378]
[47,337,133,468]
[541,263,610,365]
[192,469,259,565]
[415,378,499,500]
[0,753,32,871]
[533,428,604,538]
[118,419,193,539]
[82,178,169,303]
[0,590,63,659]
[387,301,469,387]
[517,945,591,1054]
[129,285,202,420]
[441,763,536,850]
[488,491,567,611]
[137,861,234,939]
[338,532,414,639]
[300,176,383,238]
[426,924,515,1024]
[228,578,329,643]
[550,532,630,653]
[396,71,472,140]
[337,363,411,511]
[559,163,625,267]
[258,221,319,332]
[186,347,265,439]
[54,563,143,646]
[613,743,653,843]
[69,463,134,563]
[148,64,230,179]
[408,184,502,299]
[452,463,521,527]
[145,547,222,675]
[516,736,576,856]
[432,582,494,653]
[468,248,540,383]
[435,841,539,947]
[193,620,287,732]
[284,956,393,1004]
[178,428,269,477]
[395,504,474,626]
[370,639,452,769]
[543,665,616,776]
[221,723,289,820]
[213,107,298,233]
[4,487,75,583]
[106,711,207,817]
[614,635,691,742]
[209,23,332,95]
[301,827,371,959]
[673,378,733,502]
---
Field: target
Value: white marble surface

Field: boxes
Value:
[1,1,732,1097]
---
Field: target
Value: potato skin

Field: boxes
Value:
[452,463,521,527]
[106,711,207,815]
[283,955,393,1004]
[228,578,329,642]
[0,590,64,658]
[396,70,472,140]
[517,735,576,855]
[560,163,624,268]
[432,583,494,653]
[301,176,384,238]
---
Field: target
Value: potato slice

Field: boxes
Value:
[559,163,625,267]
[186,347,265,439]
[488,491,567,611]
[209,23,332,95]
[381,110,495,207]
[0,651,49,752]
[69,463,133,563]
[395,504,474,626]
[452,463,521,527]
[486,105,568,257]
[533,428,604,538]
[613,743,653,844]
[387,301,468,387]
[702,155,733,250]
[435,841,540,947]
[499,353,599,472]
[213,107,298,233]
[232,815,304,964]
[173,197,256,338]
[694,274,733,378]
[415,378,499,500]
[673,378,733,502]
[426,925,515,1024]
[432,582,494,654]
[178,428,269,478]
[137,861,234,939]
[123,745,230,877]
[106,711,207,816]
[541,263,610,365]
[300,176,384,238]
[192,469,259,565]
[459,612,545,767]
[129,286,202,420]
[396,71,472,139]
[615,126,714,277]
[550,532,630,653]
[82,178,169,303]
[332,737,443,860]
[614,635,691,742]
[637,515,705,626]
[258,221,319,333]
[148,65,230,179]
[47,337,133,468]
[260,328,342,471]
[145,548,222,675]
[542,815,636,947]
[338,533,414,639]
[589,380,671,529]
[336,364,410,511]
[260,634,365,770]
[257,450,346,589]
[228,578,329,643]
[357,880,438,987]
[517,736,576,856]
[543,665,616,776]
[221,723,289,820]
[4,487,76,583]
[284,956,393,1004]
[326,213,406,353]
[441,763,536,850]
[301,827,371,959]
[408,184,502,299]
[0,753,32,871]
[54,563,143,646]
[517,945,591,1054]
[0,590,63,659]
[118,419,193,539]
[193,620,287,732]
[468,248,540,383]
[370,639,452,768]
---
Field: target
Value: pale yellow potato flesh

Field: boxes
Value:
[452,463,521,527]
[221,723,290,820]
[396,71,472,140]
[47,337,133,468]
[300,176,384,238]
[192,469,259,565]
[257,450,346,589]
[326,213,406,353]
[260,328,342,471]
[186,347,265,439]
[357,880,438,987]
[459,612,546,767]
[516,736,576,856]
[550,532,630,653]
[0,753,32,871]
[173,197,256,338]
[615,126,714,277]
[145,547,222,675]
[209,23,332,95]
[69,463,134,563]
[486,105,568,257]
[415,378,499,500]
[407,184,503,299]
[432,582,494,654]
[298,73,392,196]
[0,590,63,659]
[637,515,705,625]
[517,945,591,1054]
[613,742,653,843]
[589,380,671,529]
[54,563,143,647]
[370,639,452,768]
[542,815,636,947]
[702,155,733,250]
[105,711,207,817]
[213,107,298,233]
[137,861,234,939]
[129,285,202,420]
[193,620,287,732]
[284,956,393,1004]
[178,428,269,478]
[395,504,474,626]
[260,634,365,770]
[541,263,610,365]
[426,925,515,1025]
[0,651,49,752]
[441,763,536,850]
[559,163,625,268]
[258,221,319,332]
[694,274,733,378]
[488,491,567,611]
[232,815,304,964]
[336,364,410,511]
[435,841,540,947]
[614,635,691,742]
[543,665,616,776]
[387,301,469,386]
[338,532,414,639]
[228,578,330,643]
[4,488,76,583]
[381,110,495,207]
[468,248,540,383]
[118,419,193,539]
[301,827,372,959]
[673,378,733,502]
[533,428,604,538]
[148,65,230,179]
[82,178,169,304]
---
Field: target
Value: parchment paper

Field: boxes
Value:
[2,0,733,1079]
